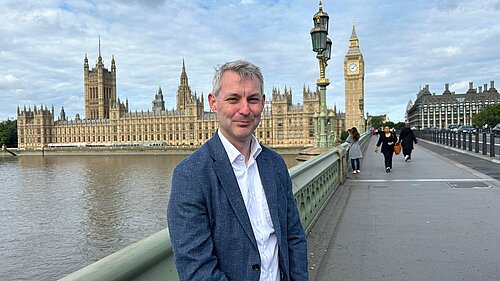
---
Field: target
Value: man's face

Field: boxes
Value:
[208,70,265,147]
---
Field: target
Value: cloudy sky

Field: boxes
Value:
[1,0,500,122]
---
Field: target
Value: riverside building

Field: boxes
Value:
[17,50,342,149]
[406,82,500,129]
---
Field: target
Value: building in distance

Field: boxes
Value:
[17,49,345,149]
[406,81,500,129]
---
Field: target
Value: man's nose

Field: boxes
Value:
[238,100,250,115]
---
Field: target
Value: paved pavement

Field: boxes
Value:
[417,139,500,180]
[314,136,500,281]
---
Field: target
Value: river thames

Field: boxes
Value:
[0,153,298,281]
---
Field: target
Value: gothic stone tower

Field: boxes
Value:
[176,60,204,116]
[344,23,365,130]
[152,86,165,112]
[177,59,189,111]
[84,40,117,120]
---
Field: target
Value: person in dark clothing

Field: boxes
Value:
[398,126,417,161]
[375,126,398,173]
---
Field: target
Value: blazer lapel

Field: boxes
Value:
[209,136,258,248]
[256,152,283,246]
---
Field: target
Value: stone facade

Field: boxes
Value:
[17,54,331,149]
[344,23,365,131]
[406,82,500,129]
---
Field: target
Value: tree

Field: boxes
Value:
[384,121,395,129]
[0,120,18,147]
[472,104,500,128]
[369,116,384,129]
[340,130,349,141]
[394,122,406,131]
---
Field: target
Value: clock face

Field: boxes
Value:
[348,63,358,73]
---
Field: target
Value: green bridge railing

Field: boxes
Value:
[59,133,371,281]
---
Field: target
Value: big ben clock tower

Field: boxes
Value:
[344,22,365,131]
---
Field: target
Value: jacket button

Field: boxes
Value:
[252,264,260,271]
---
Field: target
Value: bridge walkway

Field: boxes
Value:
[312,137,500,281]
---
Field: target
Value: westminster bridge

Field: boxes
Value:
[59,132,500,281]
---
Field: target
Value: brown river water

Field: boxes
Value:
[0,153,298,280]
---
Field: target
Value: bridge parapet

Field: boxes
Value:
[59,133,371,281]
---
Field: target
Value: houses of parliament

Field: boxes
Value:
[17,25,365,150]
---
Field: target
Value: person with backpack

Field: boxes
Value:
[399,125,417,161]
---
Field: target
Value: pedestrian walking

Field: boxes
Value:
[375,126,398,173]
[346,127,363,174]
[399,126,417,161]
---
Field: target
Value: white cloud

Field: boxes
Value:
[367,69,390,78]
[0,74,18,86]
[449,81,469,93]
[430,46,462,58]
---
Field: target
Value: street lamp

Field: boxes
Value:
[310,1,332,147]
[359,98,365,132]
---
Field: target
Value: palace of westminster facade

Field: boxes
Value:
[17,26,366,149]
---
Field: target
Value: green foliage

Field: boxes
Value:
[340,130,349,141]
[0,120,18,147]
[394,122,406,131]
[369,116,384,129]
[472,104,500,127]
[384,121,395,129]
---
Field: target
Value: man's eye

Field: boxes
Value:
[226,98,238,103]
[248,97,261,103]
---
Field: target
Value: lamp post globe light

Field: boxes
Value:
[310,1,333,147]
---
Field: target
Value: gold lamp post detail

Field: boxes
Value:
[310,1,333,147]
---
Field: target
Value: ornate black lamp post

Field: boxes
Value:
[359,98,366,132]
[310,1,332,147]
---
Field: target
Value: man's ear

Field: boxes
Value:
[208,93,217,112]
[261,94,266,106]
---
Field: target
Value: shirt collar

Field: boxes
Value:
[218,130,262,164]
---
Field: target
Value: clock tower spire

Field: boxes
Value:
[344,20,365,131]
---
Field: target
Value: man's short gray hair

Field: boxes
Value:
[212,60,264,96]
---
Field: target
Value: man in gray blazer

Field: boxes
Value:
[167,60,308,281]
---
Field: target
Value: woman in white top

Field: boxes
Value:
[346,127,363,174]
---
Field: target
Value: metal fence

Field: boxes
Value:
[415,130,499,158]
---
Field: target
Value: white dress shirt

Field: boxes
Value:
[218,131,279,281]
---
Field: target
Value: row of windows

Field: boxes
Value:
[88,87,113,99]
[422,101,497,107]
[20,129,283,145]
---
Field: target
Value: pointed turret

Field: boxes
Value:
[350,19,358,40]
[177,59,192,110]
[153,85,165,112]
[60,106,66,121]
[111,55,116,72]
[84,53,89,69]
[97,35,103,65]
[347,20,361,56]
